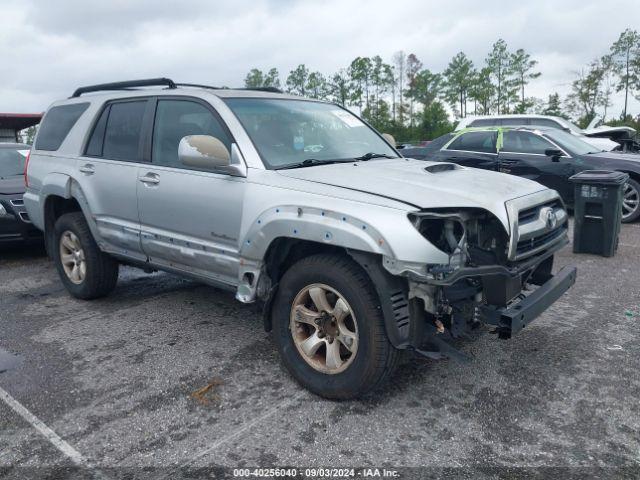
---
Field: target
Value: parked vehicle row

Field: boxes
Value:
[403,126,640,222]
[23,78,576,399]
[455,114,639,153]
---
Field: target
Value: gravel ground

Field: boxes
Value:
[0,223,639,479]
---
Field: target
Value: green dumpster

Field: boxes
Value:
[569,170,629,257]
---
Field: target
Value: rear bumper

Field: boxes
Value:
[479,265,577,338]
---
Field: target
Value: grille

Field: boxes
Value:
[512,198,567,261]
[516,225,567,257]
[518,199,562,224]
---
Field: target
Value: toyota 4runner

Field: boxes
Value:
[24,78,577,399]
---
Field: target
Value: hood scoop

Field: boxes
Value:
[423,163,459,173]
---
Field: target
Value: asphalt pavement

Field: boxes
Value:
[1,223,639,479]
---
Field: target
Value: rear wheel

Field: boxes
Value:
[272,254,400,399]
[622,179,640,223]
[53,212,119,299]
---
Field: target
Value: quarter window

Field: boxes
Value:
[447,131,496,153]
[35,103,89,151]
[502,131,556,155]
[152,100,231,169]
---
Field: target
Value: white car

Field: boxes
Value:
[455,114,629,152]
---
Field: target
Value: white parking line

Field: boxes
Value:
[620,243,639,249]
[180,391,306,469]
[0,385,109,480]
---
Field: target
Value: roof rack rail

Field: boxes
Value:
[174,82,222,91]
[71,78,177,98]
[240,87,283,94]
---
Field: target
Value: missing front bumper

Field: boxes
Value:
[478,265,577,339]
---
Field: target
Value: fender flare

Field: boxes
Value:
[239,204,394,261]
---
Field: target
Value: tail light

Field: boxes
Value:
[24,150,31,188]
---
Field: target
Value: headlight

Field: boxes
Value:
[0,203,9,217]
[408,211,470,270]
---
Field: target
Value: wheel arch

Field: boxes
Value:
[42,178,101,255]
[260,240,413,350]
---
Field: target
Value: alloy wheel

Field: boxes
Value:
[289,283,358,374]
[622,182,639,220]
[59,231,86,285]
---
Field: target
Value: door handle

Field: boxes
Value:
[79,163,95,175]
[500,160,518,166]
[139,173,160,185]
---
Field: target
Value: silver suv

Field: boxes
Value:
[24,78,576,399]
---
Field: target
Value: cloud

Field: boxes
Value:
[0,0,638,118]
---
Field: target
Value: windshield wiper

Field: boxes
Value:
[354,152,396,161]
[275,158,356,170]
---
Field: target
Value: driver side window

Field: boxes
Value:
[502,131,555,155]
[152,99,231,169]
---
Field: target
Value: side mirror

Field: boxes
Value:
[545,148,563,161]
[382,133,396,146]
[179,135,230,170]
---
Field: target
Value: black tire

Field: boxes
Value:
[622,178,640,223]
[52,212,119,299]
[272,253,400,399]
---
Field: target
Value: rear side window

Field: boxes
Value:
[501,118,530,127]
[529,118,562,129]
[86,101,147,161]
[35,103,89,151]
[447,131,496,153]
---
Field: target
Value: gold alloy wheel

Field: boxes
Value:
[59,231,86,285]
[290,283,359,374]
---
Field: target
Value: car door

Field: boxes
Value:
[498,130,575,202]
[439,130,499,170]
[77,98,151,261]
[137,97,245,286]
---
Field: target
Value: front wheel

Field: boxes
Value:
[272,254,400,399]
[622,178,640,223]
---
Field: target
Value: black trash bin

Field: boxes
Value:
[569,170,629,257]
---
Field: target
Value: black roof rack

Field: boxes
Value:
[71,78,177,98]
[240,87,283,94]
[174,82,223,91]
[70,78,285,98]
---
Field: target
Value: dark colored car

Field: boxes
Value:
[410,127,640,222]
[0,143,42,245]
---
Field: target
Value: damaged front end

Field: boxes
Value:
[376,195,576,361]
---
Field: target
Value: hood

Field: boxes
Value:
[585,151,640,164]
[277,158,547,219]
[580,135,620,152]
[0,175,25,195]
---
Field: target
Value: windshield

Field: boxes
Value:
[544,129,601,155]
[0,147,29,177]
[224,98,398,169]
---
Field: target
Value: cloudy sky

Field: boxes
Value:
[1,0,639,119]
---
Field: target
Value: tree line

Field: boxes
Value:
[244,29,640,142]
